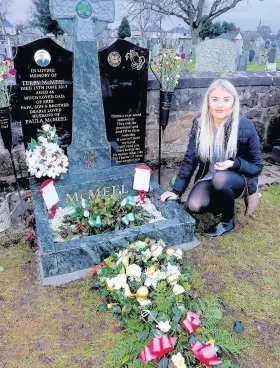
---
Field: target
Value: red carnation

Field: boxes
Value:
[181,53,186,59]
[9,68,17,76]
[5,57,12,61]
[2,74,8,80]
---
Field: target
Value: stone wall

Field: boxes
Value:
[146,72,280,169]
[1,72,280,180]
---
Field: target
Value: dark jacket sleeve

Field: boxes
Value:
[172,121,199,196]
[233,122,263,177]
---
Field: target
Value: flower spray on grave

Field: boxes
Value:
[25,124,69,180]
[89,237,246,367]
[25,124,69,218]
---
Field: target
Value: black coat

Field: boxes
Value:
[173,116,263,196]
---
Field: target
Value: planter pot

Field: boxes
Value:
[160,90,173,131]
[0,107,12,151]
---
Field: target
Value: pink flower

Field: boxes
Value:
[181,311,202,334]
[181,53,186,59]
[191,341,223,366]
[9,68,17,76]
[5,57,12,61]
[2,74,8,80]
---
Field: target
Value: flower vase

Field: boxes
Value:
[0,107,12,151]
[160,90,173,131]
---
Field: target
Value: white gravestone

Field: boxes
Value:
[196,39,237,73]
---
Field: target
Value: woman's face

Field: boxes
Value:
[208,88,234,121]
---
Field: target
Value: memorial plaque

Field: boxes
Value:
[14,38,73,149]
[99,39,149,166]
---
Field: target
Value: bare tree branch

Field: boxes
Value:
[125,0,246,44]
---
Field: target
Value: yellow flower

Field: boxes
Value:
[208,339,216,345]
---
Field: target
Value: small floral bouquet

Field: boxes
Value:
[151,50,189,92]
[25,124,69,179]
[0,57,17,108]
[90,238,244,367]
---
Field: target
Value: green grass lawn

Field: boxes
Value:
[0,185,280,367]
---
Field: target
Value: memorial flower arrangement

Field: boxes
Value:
[0,57,17,108]
[25,124,69,179]
[54,195,164,240]
[150,51,189,92]
[89,237,246,367]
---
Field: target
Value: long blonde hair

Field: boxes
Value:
[196,79,240,162]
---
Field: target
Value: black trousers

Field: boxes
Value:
[187,171,245,222]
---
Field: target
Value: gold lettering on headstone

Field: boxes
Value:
[66,193,79,203]
[65,185,128,203]
[88,189,101,200]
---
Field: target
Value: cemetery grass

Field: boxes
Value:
[187,184,280,368]
[0,185,279,367]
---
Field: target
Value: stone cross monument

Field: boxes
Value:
[50,0,115,174]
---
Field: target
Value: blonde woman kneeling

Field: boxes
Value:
[161,79,263,237]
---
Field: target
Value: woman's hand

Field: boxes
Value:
[214,160,234,171]
[160,191,179,202]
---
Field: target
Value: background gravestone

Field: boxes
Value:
[237,54,247,71]
[14,38,73,150]
[99,39,149,166]
[195,39,237,72]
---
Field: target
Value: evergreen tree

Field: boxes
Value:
[30,0,64,37]
[117,17,131,39]
[199,19,214,40]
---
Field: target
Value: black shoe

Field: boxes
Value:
[205,218,235,237]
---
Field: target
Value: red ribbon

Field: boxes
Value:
[138,335,177,364]
[181,311,202,334]
[190,341,223,366]
[139,190,147,202]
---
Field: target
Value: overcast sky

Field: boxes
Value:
[8,0,280,33]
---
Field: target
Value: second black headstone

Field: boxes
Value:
[99,39,149,166]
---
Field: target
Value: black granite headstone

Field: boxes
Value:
[99,39,149,166]
[0,107,12,150]
[14,38,73,149]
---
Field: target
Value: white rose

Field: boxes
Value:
[172,352,186,368]
[106,278,115,289]
[134,241,147,250]
[83,210,89,218]
[166,248,175,257]
[113,274,127,290]
[157,321,171,333]
[151,245,163,259]
[173,284,185,295]
[126,264,141,278]
[173,249,183,259]
[167,274,180,286]
[42,124,50,132]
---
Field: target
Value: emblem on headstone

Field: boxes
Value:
[108,51,121,67]
[125,50,145,71]
[76,0,93,18]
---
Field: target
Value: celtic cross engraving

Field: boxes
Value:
[50,0,115,41]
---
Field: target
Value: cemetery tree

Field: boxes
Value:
[130,6,156,36]
[118,17,131,39]
[125,0,243,44]
[31,0,64,37]
[0,0,12,35]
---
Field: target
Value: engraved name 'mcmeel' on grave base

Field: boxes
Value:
[20,0,197,282]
